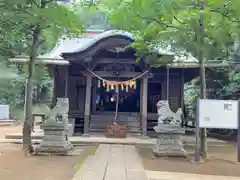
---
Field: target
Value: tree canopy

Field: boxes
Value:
[99,0,240,94]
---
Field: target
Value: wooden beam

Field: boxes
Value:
[95,58,138,64]
[71,71,182,78]
[80,71,142,78]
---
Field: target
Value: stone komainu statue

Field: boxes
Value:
[46,97,69,123]
[153,100,186,157]
[35,97,73,154]
[45,97,69,139]
[156,100,182,125]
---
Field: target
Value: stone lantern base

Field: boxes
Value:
[153,124,187,157]
[35,122,73,155]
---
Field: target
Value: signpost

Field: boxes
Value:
[0,104,9,120]
[196,99,240,162]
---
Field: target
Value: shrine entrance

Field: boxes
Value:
[91,60,144,117]
[87,60,147,136]
[95,79,140,113]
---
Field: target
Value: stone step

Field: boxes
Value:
[90,123,141,129]
[91,112,140,115]
[88,132,142,137]
[89,127,142,133]
[89,128,141,133]
[91,116,140,121]
[90,119,140,123]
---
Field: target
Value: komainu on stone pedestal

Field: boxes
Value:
[153,100,187,157]
[35,98,73,155]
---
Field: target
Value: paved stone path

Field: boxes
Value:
[145,170,240,180]
[72,144,148,180]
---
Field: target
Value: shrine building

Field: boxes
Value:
[10,30,227,137]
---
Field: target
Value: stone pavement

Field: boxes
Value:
[71,144,239,180]
[72,144,148,180]
[145,170,240,180]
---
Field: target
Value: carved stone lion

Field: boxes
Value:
[153,100,186,157]
[156,100,182,125]
[36,97,73,154]
[46,97,69,124]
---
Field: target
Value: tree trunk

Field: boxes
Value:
[198,9,208,158]
[22,25,41,154]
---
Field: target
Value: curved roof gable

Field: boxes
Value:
[61,30,134,57]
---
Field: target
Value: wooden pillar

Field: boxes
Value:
[180,69,184,109]
[166,67,170,100]
[140,79,143,117]
[54,66,68,99]
[51,66,57,108]
[64,66,69,98]
[83,74,92,136]
[92,79,97,113]
[141,75,148,136]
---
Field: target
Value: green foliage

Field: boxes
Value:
[75,1,108,30]
[0,63,25,110]
[101,0,240,98]
[0,0,85,121]
[184,79,200,110]
[101,0,239,60]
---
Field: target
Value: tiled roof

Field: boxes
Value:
[9,30,230,68]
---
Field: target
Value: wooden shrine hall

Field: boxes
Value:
[10,30,224,137]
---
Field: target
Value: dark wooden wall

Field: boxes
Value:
[54,65,184,136]
[54,66,184,114]
[150,68,183,112]
[147,68,183,137]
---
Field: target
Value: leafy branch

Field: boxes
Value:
[211,8,240,23]
[136,13,187,30]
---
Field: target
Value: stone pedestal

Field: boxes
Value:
[153,124,187,157]
[35,121,73,155]
[67,118,75,137]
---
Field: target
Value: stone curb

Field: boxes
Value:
[0,138,234,148]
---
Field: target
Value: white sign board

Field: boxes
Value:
[198,99,239,129]
[0,105,9,120]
